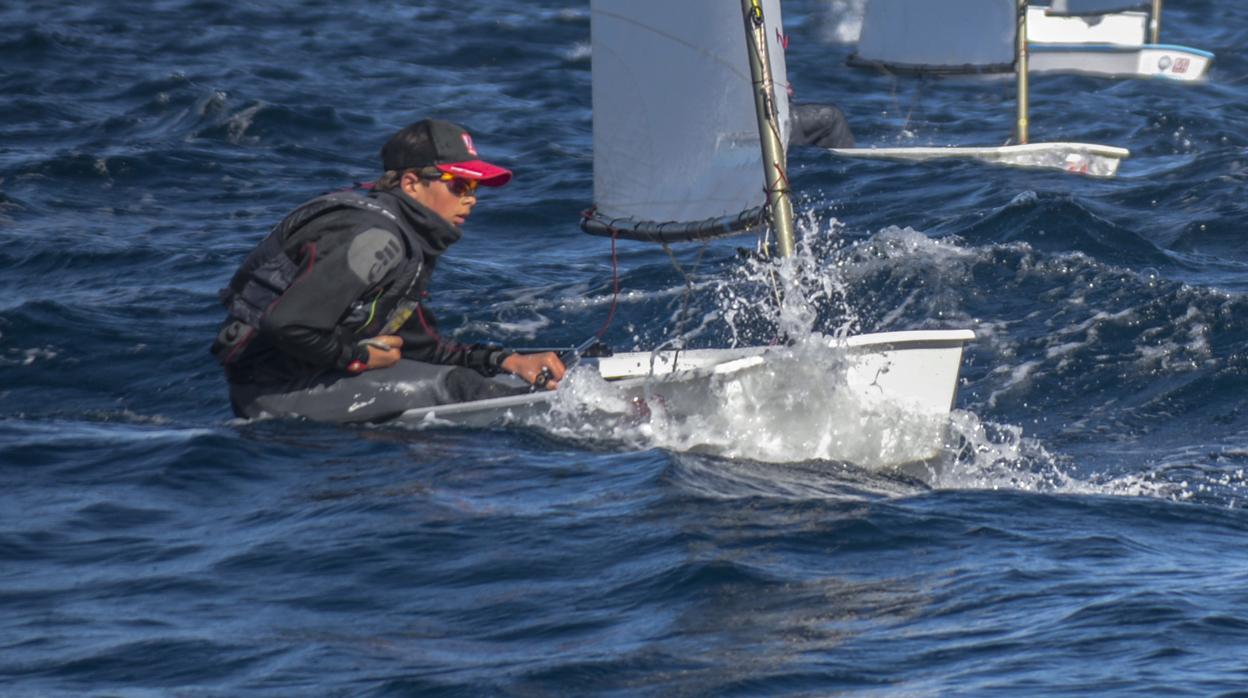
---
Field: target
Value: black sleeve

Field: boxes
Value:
[397,303,512,376]
[258,221,406,370]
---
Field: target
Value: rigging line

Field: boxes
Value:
[877,64,923,139]
[659,240,709,351]
[882,63,903,126]
[902,75,926,137]
[645,241,699,376]
[754,206,785,312]
[592,228,622,340]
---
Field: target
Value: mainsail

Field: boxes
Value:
[582,0,790,243]
[850,0,1017,74]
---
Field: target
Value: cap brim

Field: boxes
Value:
[436,161,512,187]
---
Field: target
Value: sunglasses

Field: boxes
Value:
[418,170,478,197]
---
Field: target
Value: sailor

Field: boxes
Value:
[789,102,855,149]
[211,118,566,422]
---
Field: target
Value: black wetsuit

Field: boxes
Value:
[220,188,523,422]
[790,103,855,149]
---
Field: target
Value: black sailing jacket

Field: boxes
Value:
[221,188,507,387]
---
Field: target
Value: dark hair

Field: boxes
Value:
[372,169,404,191]
[371,166,443,192]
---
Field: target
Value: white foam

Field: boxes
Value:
[1,346,59,367]
[511,214,972,469]
[532,337,954,469]
[492,213,1238,505]
[564,41,592,63]
[820,0,867,44]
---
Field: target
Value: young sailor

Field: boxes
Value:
[212,119,566,422]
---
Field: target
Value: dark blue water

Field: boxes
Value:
[4,0,1248,694]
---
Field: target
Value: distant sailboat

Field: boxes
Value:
[836,0,1130,177]
[1027,0,1214,81]
[403,0,975,468]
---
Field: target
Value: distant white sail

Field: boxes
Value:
[585,0,789,240]
[852,0,1017,73]
[1047,0,1150,16]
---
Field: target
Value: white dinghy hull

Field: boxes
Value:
[830,142,1129,178]
[1029,44,1213,82]
[1025,3,1214,81]
[396,330,974,466]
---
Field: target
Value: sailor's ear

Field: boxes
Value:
[399,170,423,194]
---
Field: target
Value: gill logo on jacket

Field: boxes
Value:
[348,228,403,286]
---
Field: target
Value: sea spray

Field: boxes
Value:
[510,211,1238,501]
[634,338,954,467]
[531,213,968,470]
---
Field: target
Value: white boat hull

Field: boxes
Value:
[1025,5,1213,81]
[1029,44,1213,82]
[830,142,1129,177]
[397,329,975,466]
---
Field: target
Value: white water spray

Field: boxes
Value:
[529,214,966,470]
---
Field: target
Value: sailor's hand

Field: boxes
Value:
[502,352,566,390]
[361,335,403,370]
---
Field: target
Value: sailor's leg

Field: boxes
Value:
[443,367,531,403]
[229,360,523,423]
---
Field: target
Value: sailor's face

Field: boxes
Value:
[402,172,477,228]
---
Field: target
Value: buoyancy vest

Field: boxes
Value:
[210,191,426,366]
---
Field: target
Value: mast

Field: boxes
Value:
[1150,0,1162,44]
[1014,0,1030,145]
[741,0,795,259]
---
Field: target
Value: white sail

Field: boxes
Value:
[586,0,789,239]
[852,0,1017,73]
[1027,3,1149,46]
[1048,0,1149,15]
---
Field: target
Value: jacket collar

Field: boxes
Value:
[372,188,462,256]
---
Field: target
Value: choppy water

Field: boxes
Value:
[4,0,1248,695]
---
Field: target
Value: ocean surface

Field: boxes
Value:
[4,0,1248,695]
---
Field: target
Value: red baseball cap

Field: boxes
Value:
[380,119,512,186]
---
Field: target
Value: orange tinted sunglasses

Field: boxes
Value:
[419,171,478,196]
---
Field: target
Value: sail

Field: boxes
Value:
[851,0,1018,74]
[1047,0,1150,16]
[583,0,790,242]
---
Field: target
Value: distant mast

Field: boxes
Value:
[1015,0,1029,145]
[741,0,795,259]
[1151,0,1162,44]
